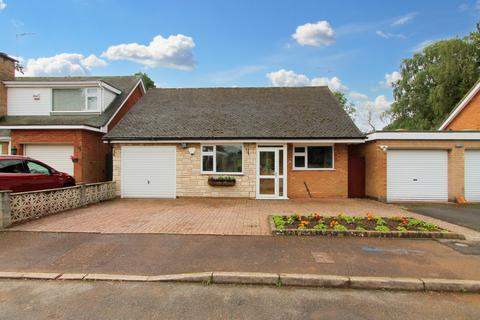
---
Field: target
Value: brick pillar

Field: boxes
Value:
[0,54,17,117]
[0,191,12,229]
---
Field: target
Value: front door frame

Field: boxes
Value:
[256,144,288,199]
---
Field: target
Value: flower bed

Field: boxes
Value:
[208,176,236,186]
[270,213,465,239]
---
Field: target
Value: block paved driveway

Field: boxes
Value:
[11,198,480,238]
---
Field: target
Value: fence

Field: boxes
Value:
[0,181,116,227]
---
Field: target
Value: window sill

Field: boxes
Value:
[292,168,335,171]
[50,111,101,115]
[201,172,244,176]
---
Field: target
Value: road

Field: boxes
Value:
[0,279,479,320]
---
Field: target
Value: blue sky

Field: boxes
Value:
[0,0,478,129]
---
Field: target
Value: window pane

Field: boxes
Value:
[52,89,85,111]
[87,88,97,94]
[260,151,275,175]
[27,161,50,174]
[87,96,98,110]
[294,155,305,168]
[202,155,213,172]
[0,160,26,173]
[307,146,333,168]
[216,144,242,173]
[259,178,275,195]
[294,146,305,153]
[202,146,213,153]
[278,149,283,176]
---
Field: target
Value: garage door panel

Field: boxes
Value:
[465,150,480,202]
[121,146,176,198]
[25,144,74,175]
[387,150,448,202]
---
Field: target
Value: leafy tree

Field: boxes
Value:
[333,91,357,120]
[385,31,480,130]
[134,72,155,90]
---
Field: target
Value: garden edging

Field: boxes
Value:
[0,271,479,293]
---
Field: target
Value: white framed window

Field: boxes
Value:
[293,145,334,170]
[201,144,243,174]
[52,87,100,112]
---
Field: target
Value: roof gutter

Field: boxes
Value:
[0,125,106,133]
[103,138,366,144]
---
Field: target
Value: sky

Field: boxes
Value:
[0,0,478,131]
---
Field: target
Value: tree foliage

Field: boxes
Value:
[134,72,156,90]
[333,91,357,120]
[385,31,480,130]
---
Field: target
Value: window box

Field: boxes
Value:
[208,176,236,187]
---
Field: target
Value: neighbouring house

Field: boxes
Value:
[0,52,146,183]
[350,131,480,203]
[439,80,480,130]
[104,87,366,199]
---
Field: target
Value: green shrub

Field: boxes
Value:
[297,224,307,230]
[375,225,390,232]
[333,224,348,231]
[375,218,386,226]
[313,223,327,230]
[396,226,407,232]
[355,226,367,231]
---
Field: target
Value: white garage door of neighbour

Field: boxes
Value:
[25,144,74,175]
[387,150,448,202]
[121,146,176,198]
[465,150,480,202]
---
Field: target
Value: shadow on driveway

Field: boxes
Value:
[400,203,480,232]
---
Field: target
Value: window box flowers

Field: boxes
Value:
[208,176,236,187]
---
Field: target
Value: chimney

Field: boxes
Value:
[0,52,17,117]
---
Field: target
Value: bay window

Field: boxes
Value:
[201,144,243,174]
[52,88,99,112]
[293,145,333,170]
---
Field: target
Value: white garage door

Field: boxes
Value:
[465,150,480,202]
[25,144,74,175]
[121,146,176,198]
[387,150,448,202]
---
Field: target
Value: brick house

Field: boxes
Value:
[104,87,365,199]
[439,80,480,130]
[0,53,146,183]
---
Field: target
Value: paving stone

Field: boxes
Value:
[84,274,149,281]
[58,273,87,280]
[212,272,279,285]
[422,278,480,292]
[349,276,424,291]
[280,273,349,287]
[147,272,212,282]
[0,271,25,279]
[22,272,60,280]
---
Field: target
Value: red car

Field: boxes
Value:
[0,156,76,193]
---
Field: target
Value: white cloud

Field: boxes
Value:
[356,95,392,132]
[375,30,406,39]
[266,69,347,92]
[0,0,6,11]
[292,21,335,47]
[391,12,418,26]
[21,53,107,76]
[102,34,195,70]
[349,91,369,101]
[411,39,436,52]
[384,71,402,87]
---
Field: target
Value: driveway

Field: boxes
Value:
[401,203,480,232]
[10,198,480,238]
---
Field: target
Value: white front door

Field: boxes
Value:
[121,146,176,198]
[256,146,287,199]
[25,144,74,175]
[387,150,448,202]
[465,150,480,202]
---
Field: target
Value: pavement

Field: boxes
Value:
[1,279,479,320]
[1,231,480,280]
[401,203,480,232]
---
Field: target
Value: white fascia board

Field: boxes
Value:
[367,131,480,141]
[99,82,122,95]
[0,125,106,133]
[102,79,146,131]
[4,81,102,88]
[104,138,365,144]
[438,81,480,130]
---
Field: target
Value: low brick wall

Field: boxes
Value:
[0,182,116,227]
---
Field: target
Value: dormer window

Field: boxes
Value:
[52,88,100,112]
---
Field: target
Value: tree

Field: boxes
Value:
[385,31,480,130]
[333,91,357,120]
[134,72,155,90]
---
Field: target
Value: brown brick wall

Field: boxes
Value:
[446,93,480,130]
[11,129,108,183]
[351,140,480,202]
[0,141,9,155]
[107,84,144,131]
[287,144,348,198]
[0,56,15,117]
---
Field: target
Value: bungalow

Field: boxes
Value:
[0,53,146,183]
[104,87,365,199]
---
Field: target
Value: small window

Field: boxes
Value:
[201,144,243,174]
[26,161,50,175]
[293,145,333,170]
[52,87,99,112]
[0,159,27,174]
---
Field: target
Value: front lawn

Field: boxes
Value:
[272,213,451,234]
